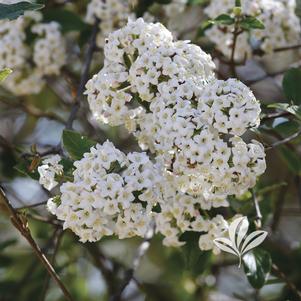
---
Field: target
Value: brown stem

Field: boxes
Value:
[17,200,49,210]
[294,176,301,208]
[66,19,100,130]
[261,111,291,122]
[85,244,121,296]
[0,188,74,301]
[251,189,262,228]
[109,219,156,301]
[40,229,64,301]
[271,178,289,232]
[265,129,301,151]
[272,264,301,300]
[229,22,242,77]
[274,44,301,52]
[0,98,66,125]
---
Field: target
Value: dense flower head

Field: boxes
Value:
[0,9,66,95]
[43,19,267,251]
[204,0,301,59]
[45,141,230,249]
[198,78,261,136]
[85,18,215,127]
[155,173,229,249]
[47,141,161,242]
[86,19,266,200]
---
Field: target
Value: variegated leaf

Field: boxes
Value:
[241,231,268,255]
[236,217,249,251]
[229,216,246,253]
[214,217,268,268]
[213,238,238,256]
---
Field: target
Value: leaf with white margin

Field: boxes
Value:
[213,237,238,256]
[228,216,246,253]
[241,231,268,255]
[214,216,268,268]
[236,217,249,250]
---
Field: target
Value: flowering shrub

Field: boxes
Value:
[0,1,301,300]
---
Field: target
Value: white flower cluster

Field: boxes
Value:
[204,0,301,60]
[47,141,160,242]
[38,155,63,191]
[85,0,190,48]
[0,8,66,95]
[46,19,266,250]
[45,141,229,249]
[198,78,261,136]
[85,0,132,48]
[155,173,229,250]
[85,18,214,128]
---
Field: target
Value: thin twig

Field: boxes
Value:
[85,244,120,296]
[109,219,156,301]
[66,19,100,130]
[229,20,243,77]
[274,44,301,52]
[0,98,66,125]
[295,176,301,208]
[16,200,49,210]
[261,111,291,122]
[26,212,63,226]
[272,264,301,300]
[265,129,301,151]
[271,178,289,232]
[40,229,64,301]
[0,188,74,301]
[251,189,262,228]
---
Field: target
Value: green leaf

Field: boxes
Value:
[0,68,12,82]
[0,2,44,20]
[180,232,212,276]
[243,249,272,289]
[0,239,17,251]
[283,68,301,104]
[43,9,88,33]
[213,14,235,25]
[14,160,40,180]
[268,103,301,121]
[257,182,287,195]
[279,146,301,175]
[240,16,265,30]
[197,20,214,37]
[123,53,132,69]
[273,120,300,136]
[188,0,209,4]
[62,130,97,160]
[155,0,172,4]
[0,254,13,267]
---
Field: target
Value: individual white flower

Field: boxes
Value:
[38,155,63,191]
